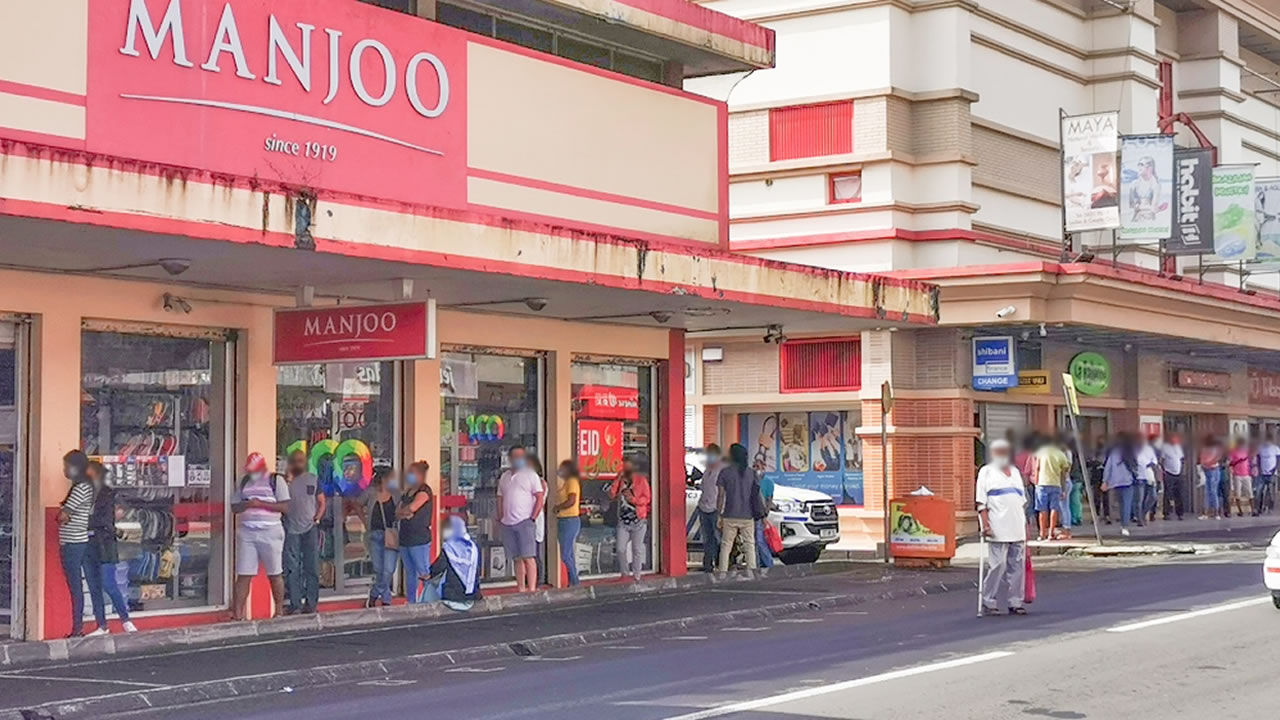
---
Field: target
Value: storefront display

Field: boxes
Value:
[739,410,863,505]
[81,331,230,612]
[440,352,542,583]
[0,322,20,637]
[572,362,655,578]
[276,362,396,595]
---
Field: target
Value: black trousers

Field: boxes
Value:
[1163,471,1185,519]
[1092,478,1110,519]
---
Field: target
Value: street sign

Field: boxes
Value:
[1062,373,1081,415]
[880,381,894,413]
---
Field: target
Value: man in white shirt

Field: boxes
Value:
[976,439,1029,616]
[497,447,545,593]
[1255,433,1280,516]
[1159,433,1186,520]
[1135,435,1159,524]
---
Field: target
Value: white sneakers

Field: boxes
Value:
[122,621,138,633]
[1120,528,1131,537]
[86,627,109,637]
[85,622,139,635]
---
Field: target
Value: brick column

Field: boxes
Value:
[658,330,687,577]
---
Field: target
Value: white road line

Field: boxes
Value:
[602,645,645,650]
[830,611,869,616]
[721,627,770,632]
[775,618,824,624]
[1106,596,1271,633]
[444,667,505,674]
[664,636,708,641]
[523,656,582,662]
[0,673,166,688]
[659,651,1015,720]
[358,679,419,686]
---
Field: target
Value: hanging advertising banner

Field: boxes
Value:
[972,336,1017,391]
[740,411,862,504]
[1249,367,1280,407]
[1254,177,1280,262]
[1212,164,1257,261]
[1062,111,1120,232]
[274,300,436,364]
[576,419,624,478]
[1118,135,1174,242]
[1170,147,1214,256]
[576,385,640,421]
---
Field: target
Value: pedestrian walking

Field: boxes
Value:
[553,460,582,586]
[1198,435,1225,520]
[426,515,482,611]
[976,439,1028,616]
[497,447,543,593]
[716,443,764,572]
[1033,436,1069,541]
[1089,438,1111,524]
[1227,436,1252,518]
[364,467,400,608]
[397,460,434,603]
[1160,432,1186,520]
[695,444,724,573]
[282,449,325,615]
[1255,433,1279,515]
[1136,434,1159,523]
[610,455,652,581]
[85,461,136,633]
[755,470,776,568]
[1102,434,1139,536]
[231,452,290,620]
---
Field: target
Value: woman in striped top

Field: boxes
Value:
[57,450,104,637]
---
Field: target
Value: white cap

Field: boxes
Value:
[989,439,1011,453]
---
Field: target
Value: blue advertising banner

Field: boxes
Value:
[740,410,863,505]
[972,336,1017,391]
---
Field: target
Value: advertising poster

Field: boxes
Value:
[745,414,778,474]
[1255,177,1280,262]
[807,412,844,498]
[1118,135,1174,242]
[576,419,623,478]
[1171,147,1214,255]
[1212,164,1257,261]
[778,413,810,475]
[841,412,864,506]
[888,500,949,558]
[1062,111,1120,232]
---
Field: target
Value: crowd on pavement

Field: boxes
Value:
[692,443,778,574]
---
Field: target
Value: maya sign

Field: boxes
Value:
[577,385,641,421]
[577,420,623,478]
[274,300,436,364]
[89,0,465,206]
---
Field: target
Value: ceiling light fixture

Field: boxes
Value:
[83,258,192,276]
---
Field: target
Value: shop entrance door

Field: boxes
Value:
[0,321,27,639]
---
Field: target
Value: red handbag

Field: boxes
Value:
[1023,549,1036,604]
[763,522,784,555]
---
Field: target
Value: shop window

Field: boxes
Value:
[739,410,863,506]
[769,101,854,162]
[614,53,663,83]
[438,2,493,35]
[0,323,20,636]
[440,352,543,584]
[496,18,553,53]
[1017,342,1042,372]
[276,362,398,596]
[571,362,656,578]
[557,36,611,70]
[829,172,862,204]
[81,331,230,613]
[780,338,861,393]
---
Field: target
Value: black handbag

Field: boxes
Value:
[749,475,768,521]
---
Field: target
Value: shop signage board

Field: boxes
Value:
[576,419,624,478]
[576,385,641,421]
[1008,370,1051,395]
[1067,351,1110,396]
[273,300,436,364]
[740,411,862,505]
[1249,367,1280,407]
[1118,135,1174,242]
[1211,164,1257,261]
[88,0,466,207]
[1172,368,1231,392]
[1255,177,1280,262]
[971,336,1016,391]
[1061,111,1120,232]
[1169,147,1214,256]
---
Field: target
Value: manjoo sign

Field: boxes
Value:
[89,0,466,206]
[273,300,436,364]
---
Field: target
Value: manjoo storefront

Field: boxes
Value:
[0,0,936,639]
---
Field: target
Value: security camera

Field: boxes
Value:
[524,297,548,312]
[1039,322,1048,338]
[157,258,191,276]
[994,305,1017,319]
[162,293,192,314]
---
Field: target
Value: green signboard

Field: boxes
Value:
[1068,351,1110,396]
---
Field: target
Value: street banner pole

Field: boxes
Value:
[881,381,894,564]
[1062,374,1104,546]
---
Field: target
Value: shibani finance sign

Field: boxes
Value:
[90,0,466,206]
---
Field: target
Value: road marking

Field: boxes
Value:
[602,645,645,650]
[0,673,166,688]
[664,636,708,641]
[358,679,419,686]
[1106,597,1271,633]
[721,627,770,632]
[775,618,824,624]
[523,656,582,662]
[444,667,505,674]
[710,589,812,596]
[830,611,869,616]
[659,651,1015,720]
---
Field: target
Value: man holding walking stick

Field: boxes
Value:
[976,439,1029,617]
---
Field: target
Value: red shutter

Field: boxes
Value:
[769,101,854,161]
[779,338,861,393]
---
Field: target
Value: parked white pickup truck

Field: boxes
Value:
[684,453,840,565]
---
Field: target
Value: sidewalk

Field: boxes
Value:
[0,563,974,720]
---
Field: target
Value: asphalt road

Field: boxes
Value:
[97,526,1278,719]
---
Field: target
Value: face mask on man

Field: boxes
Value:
[992,455,1011,469]
[707,453,721,465]
[511,458,527,471]
[386,478,400,492]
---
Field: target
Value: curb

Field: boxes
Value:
[0,561,856,670]
[1064,541,1255,557]
[0,574,972,720]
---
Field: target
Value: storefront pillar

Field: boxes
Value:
[546,350,572,588]
[241,313,282,620]
[659,330,687,577]
[406,357,442,551]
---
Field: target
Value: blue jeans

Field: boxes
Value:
[399,543,432,603]
[60,542,101,634]
[367,530,399,604]
[1113,485,1136,528]
[1058,479,1073,528]
[1255,474,1275,514]
[755,520,774,568]
[284,527,320,612]
[1204,467,1223,513]
[557,516,581,586]
[697,509,720,572]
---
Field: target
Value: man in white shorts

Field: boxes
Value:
[231,452,290,619]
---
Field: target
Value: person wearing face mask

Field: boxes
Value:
[364,466,401,608]
[86,461,136,633]
[282,449,325,615]
[553,460,583,586]
[426,515,482,611]
[57,450,101,637]
[497,447,545,593]
[396,460,435,603]
[976,439,1029,616]
[695,444,723,573]
[231,453,290,620]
